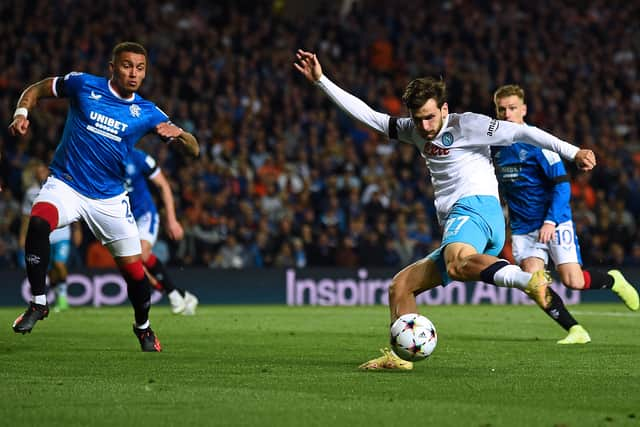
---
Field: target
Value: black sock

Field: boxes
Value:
[24,217,51,297]
[146,259,179,294]
[584,269,614,290]
[126,276,152,326]
[480,260,510,285]
[542,287,579,331]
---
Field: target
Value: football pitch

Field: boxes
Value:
[1,304,638,427]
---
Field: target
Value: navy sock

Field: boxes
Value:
[25,217,51,297]
[543,287,579,331]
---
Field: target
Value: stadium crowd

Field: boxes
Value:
[1,0,640,270]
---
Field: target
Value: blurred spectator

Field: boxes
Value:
[383,240,401,268]
[359,230,386,267]
[292,237,307,268]
[1,0,638,270]
[274,241,295,268]
[306,230,335,267]
[393,225,416,266]
[335,236,359,268]
[212,234,247,269]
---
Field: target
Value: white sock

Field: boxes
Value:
[493,265,532,290]
[136,320,150,330]
[168,290,181,299]
[34,294,47,305]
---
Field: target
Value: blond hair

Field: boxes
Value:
[493,84,525,107]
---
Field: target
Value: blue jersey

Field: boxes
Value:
[125,148,159,219]
[50,72,168,199]
[493,142,572,234]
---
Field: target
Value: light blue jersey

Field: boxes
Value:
[50,72,169,199]
[125,148,159,220]
[493,142,572,234]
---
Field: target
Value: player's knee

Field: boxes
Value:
[389,270,411,299]
[30,202,59,232]
[446,261,464,281]
[562,276,585,290]
[142,251,158,267]
[388,275,402,300]
[119,260,145,282]
[27,216,52,238]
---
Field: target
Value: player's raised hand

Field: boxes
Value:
[294,49,323,82]
[574,149,596,171]
[8,115,30,136]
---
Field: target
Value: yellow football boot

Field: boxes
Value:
[358,348,413,371]
[557,325,591,345]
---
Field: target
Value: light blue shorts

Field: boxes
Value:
[427,195,505,285]
[50,240,71,265]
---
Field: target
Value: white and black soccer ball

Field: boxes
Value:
[390,313,438,361]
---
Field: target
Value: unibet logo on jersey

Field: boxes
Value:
[89,111,129,141]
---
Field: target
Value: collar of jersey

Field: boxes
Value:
[434,114,450,140]
[108,80,136,102]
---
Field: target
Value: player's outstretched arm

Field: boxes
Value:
[503,123,596,171]
[155,122,200,157]
[294,49,391,135]
[150,170,184,241]
[8,78,56,136]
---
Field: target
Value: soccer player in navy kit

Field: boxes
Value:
[126,148,199,315]
[295,50,596,369]
[8,42,199,351]
[492,84,639,344]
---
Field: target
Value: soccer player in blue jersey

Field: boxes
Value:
[126,148,199,315]
[492,84,639,344]
[8,42,199,352]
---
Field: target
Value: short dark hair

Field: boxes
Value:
[402,77,447,110]
[111,42,147,62]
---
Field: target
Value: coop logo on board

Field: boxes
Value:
[21,273,162,306]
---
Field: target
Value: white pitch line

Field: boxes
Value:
[571,311,638,318]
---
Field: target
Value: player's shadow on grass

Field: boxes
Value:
[448,334,554,343]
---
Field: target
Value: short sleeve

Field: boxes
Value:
[54,72,86,98]
[147,105,171,129]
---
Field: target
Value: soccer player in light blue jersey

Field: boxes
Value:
[493,85,639,344]
[295,50,596,370]
[9,42,199,352]
[126,148,199,315]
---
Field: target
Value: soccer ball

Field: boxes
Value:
[390,313,437,361]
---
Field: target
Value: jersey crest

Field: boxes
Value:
[441,131,454,146]
[130,104,141,118]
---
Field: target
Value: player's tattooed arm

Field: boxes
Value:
[155,122,200,157]
[16,78,56,110]
[9,78,56,136]
[174,131,200,158]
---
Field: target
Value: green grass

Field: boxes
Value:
[0,304,639,427]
